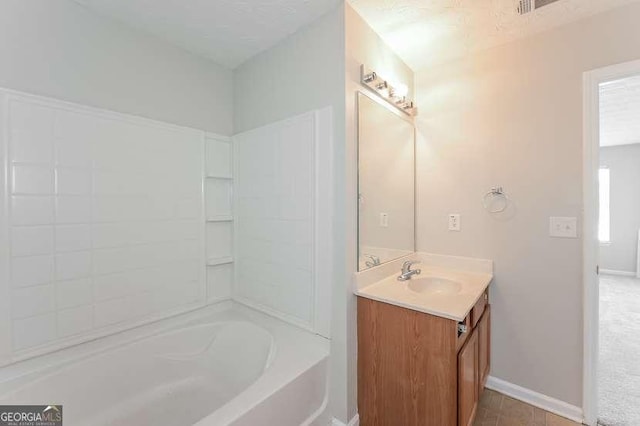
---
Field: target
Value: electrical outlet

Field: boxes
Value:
[448,214,461,231]
[549,216,577,238]
[379,213,389,227]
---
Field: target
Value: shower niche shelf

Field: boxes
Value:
[204,134,234,303]
[207,256,234,266]
[207,215,233,222]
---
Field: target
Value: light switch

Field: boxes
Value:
[379,213,389,227]
[448,214,461,231]
[549,217,578,238]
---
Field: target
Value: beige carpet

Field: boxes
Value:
[598,274,640,426]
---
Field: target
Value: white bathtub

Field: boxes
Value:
[0,302,330,426]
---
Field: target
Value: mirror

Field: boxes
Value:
[357,92,415,271]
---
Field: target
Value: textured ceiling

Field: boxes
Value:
[600,75,640,148]
[74,0,341,69]
[75,0,640,71]
[349,0,640,71]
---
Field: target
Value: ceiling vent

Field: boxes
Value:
[517,0,561,15]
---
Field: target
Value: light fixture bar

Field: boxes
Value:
[360,65,416,116]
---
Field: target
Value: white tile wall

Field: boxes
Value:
[11,196,54,225]
[56,225,92,252]
[12,314,57,350]
[1,93,206,358]
[56,168,92,195]
[56,278,92,309]
[11,256,55,288]
[11,226,54,256]
[57,306,93,338]
[55,251,91,281]
[12,164,54,194]
[11,285,55,319]
[234,112,317,327]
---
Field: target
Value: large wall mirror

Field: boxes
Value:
[357,92,415,271]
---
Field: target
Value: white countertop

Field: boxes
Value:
[354,253,493,322]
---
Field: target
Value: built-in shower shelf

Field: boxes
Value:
[207,216,233,222]
[207,256,234,266]
[206,175,233,180]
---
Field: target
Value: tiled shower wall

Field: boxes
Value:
[0,91,208,362]
[233,109,332,335]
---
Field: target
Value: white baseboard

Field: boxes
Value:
[331,414,359,426]
[485,376,583,423]
[600,268,636,277]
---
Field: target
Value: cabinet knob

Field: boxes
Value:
[458,323,468,334]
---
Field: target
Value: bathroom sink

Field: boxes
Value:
[407,277,463,296]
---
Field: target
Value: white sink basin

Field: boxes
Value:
[407,277,463,296]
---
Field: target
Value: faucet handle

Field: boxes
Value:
[401,260,421,272]
[398,260,422,281]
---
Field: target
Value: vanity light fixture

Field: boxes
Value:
[360,65,416,116]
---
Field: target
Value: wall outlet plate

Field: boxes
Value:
[448,214,461,231]
[549,216,578,238]
[379,212,389,227]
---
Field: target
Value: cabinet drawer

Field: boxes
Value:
[471,290,488,328]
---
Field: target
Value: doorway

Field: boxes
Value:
[583,60,640,426]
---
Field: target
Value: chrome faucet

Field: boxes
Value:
[398,260,421,281]
[363,254,381,268]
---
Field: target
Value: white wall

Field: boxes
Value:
[344,4,415,422]
[233,7,345,134]
[600,144,640,273]
[414,2,640,407]
[0,0,233,135]
[0,90,206,366]
[233,5,348,422]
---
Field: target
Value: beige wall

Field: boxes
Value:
[0,0,233,135]
[414,2,640,406]
[345,3,415,422]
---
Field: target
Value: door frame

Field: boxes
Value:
[582,58,640,426]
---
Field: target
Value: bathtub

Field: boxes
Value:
[0,302,330,426]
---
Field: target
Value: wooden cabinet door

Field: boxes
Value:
[478,305,491,392]
[458,328,479,426]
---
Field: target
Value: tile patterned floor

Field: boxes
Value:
[474,389,582,426]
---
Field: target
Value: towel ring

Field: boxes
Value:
[483,186,509,213]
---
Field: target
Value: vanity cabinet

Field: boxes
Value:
[357,291,490,426]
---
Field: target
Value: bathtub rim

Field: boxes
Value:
[0,301,330,425]
[0,301,329,387]
[0,301,236,389]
